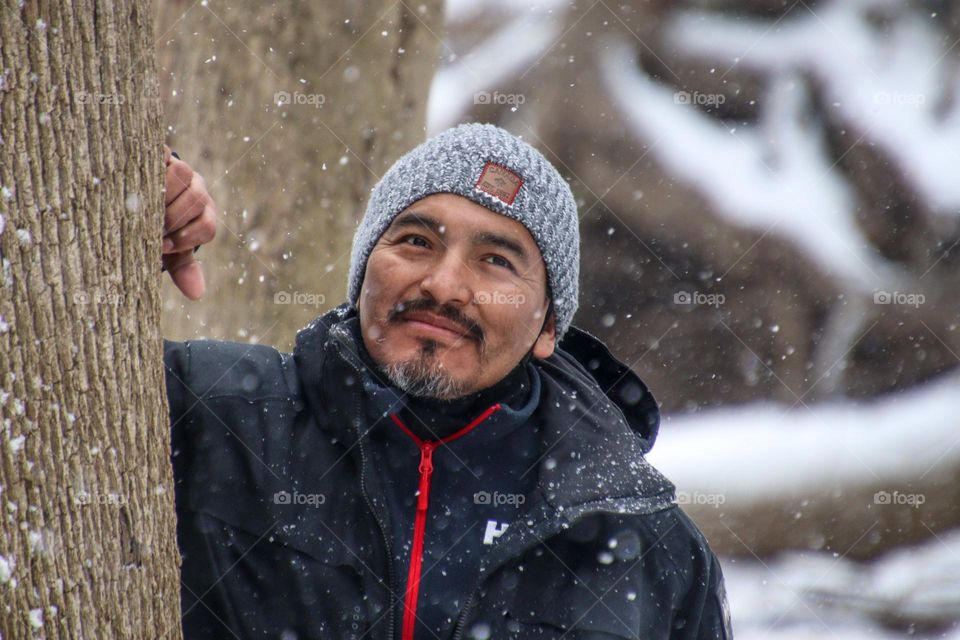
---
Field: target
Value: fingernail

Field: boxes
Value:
[163,238,174,252]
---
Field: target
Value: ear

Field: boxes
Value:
[532,305,556,359]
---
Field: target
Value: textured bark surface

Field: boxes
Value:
[0,1,182,637]
[156,0,444,350]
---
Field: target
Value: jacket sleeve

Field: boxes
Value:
[163,338,201,488]
[689,548,733,639]
[163,339,193,425]
[671,508,734,640]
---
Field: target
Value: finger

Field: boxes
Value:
[162,248,194,274]
[164,251,206,300]
[164,144,172,166]
[164,158,194,206]
[163,204,216,254]
[164,173,208,234]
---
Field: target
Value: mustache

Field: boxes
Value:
[387,298,484,343]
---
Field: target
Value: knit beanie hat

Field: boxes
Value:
[346,122,580,340]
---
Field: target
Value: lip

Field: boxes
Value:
[402,312,471,341]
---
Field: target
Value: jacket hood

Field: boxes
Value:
[554,324,661,453]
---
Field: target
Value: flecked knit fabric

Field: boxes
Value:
[346,122,580,340]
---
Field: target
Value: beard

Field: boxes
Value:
[381,338,470,400]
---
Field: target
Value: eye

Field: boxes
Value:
[401,234,430,248]
[483,254,515,271]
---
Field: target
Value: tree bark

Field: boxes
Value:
[156,0,444,350]
[0,1,181,637]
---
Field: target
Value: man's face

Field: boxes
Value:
[358,193,556,400]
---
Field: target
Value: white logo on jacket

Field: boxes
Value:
[483,520,509,545]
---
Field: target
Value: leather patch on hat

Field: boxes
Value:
[475,161,523,206]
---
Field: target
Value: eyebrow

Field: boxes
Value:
[389,210,530,264]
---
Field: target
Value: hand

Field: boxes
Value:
[163,144,217,299]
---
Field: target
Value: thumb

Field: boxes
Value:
[165,251,206,300]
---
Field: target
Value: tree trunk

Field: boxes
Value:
[156,0,444,350]
[0,1,181,637]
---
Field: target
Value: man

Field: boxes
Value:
[162,124,733,639]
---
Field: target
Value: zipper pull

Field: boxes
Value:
[416,442,435,512]
[418,441,435,475]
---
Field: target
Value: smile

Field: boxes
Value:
[402,313,473,342]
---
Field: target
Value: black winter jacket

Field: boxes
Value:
[164,303,733,639]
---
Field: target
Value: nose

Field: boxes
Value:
[418,250,473,308]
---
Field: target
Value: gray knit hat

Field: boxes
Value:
[347,123,580,340]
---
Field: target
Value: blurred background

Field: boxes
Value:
[156,0,960,637]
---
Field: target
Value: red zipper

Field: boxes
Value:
[389,403,502,640]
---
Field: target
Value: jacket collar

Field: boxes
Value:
[293,303,674,512]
